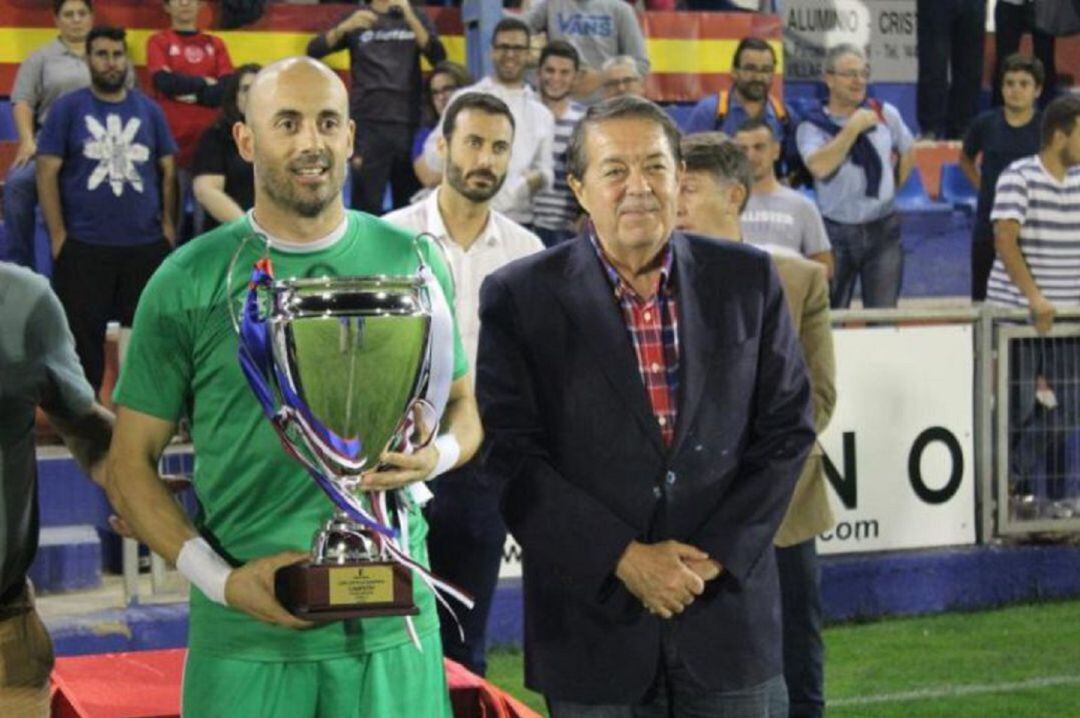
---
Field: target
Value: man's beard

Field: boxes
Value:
[446,152,506,203]
[1061,145,1080,170]
[91,70,125,94]
[258,151,341,218]
[736,78,768,101]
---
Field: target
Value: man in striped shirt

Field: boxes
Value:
[988,95,1080,326]
[989,95,1080,518]
[533,40,586,247]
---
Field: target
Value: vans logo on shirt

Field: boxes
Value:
[556,13,615,37]
[83,114,150,197]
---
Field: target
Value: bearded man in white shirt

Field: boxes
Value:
[385,91,544,676]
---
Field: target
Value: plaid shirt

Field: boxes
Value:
[589,232,680,447]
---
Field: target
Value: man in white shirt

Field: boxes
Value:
[734,118,834,278]
[420,17,554,227]
[385,92,544,676]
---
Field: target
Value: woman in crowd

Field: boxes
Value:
[413,60,473,188]
[192,63,261,232]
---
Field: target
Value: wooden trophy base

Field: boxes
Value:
[274,560,419,622]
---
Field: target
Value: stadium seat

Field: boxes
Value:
[895,167,951,214]
[939,162,978,215]
[0,100,15,142]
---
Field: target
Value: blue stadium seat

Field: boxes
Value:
[896,167,951,214]
[939,162,978,215]
[0,100,15,142]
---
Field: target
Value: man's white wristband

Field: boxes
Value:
[176,537,232,606]
[425,434,461,481]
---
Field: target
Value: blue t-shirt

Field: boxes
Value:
[37,87,177,247]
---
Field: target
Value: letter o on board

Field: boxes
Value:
[908,427,963,504]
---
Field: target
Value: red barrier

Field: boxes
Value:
[50,649,542,718]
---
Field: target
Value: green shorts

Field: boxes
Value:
[182,629,451,718]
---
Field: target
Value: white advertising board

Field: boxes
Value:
[498,324,977,577]
[817,324,976,554]
[783,0,918,82]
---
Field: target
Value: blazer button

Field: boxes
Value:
[652,486,662,499]
[665,470,677,486]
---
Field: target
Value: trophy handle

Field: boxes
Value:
[385,397,440,455]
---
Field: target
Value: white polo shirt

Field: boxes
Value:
[383,188,545,373]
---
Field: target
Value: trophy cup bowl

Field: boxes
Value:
[265,275,432,621]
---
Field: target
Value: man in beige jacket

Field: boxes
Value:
[677,132,837,718]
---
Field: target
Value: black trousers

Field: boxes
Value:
[916,0,987,139]
[351,120,420,216]
[51,238,170,391]
[992,0,1057,108]
[971,221,996,302]
[776,539,825,718]
[424,459,507,677]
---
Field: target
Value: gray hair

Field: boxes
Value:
[680,132,753,213]
[566,95,681,181]
[824,43,867,73]
[600,54,641,77]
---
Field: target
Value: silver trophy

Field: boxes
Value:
[240,262,444,620]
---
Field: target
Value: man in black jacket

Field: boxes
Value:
[476,96,814,717]
[308,0,445,214]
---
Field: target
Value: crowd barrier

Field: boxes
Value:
[111,306,1080,599]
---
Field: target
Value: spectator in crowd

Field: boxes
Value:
[192,63,260,231]
[797,44,914,309]
[414,61,473,188]
[676,133,837,718]
[477,95,813,718]
[960,54,1043,302]
[533,40,586,246]
[735,118,833,277]
[423,17,554,227]
[987,95,1080,518]
[993,0,1056,109]
[36,26,177,392]
[685,38,802,183]
[915,0,986,140]
[2,0,133,273]
[518,0,649,102]
[147,0,234,240]
[384,92,543,677]
[105,57,482,717]
[307,0,445,214]
[0,262,115,718]
[600,55,646,100]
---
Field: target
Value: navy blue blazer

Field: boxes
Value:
[476,231,815,703]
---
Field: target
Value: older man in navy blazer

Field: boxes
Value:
[476,95,816,717]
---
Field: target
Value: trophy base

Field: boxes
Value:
[275,560,419,622]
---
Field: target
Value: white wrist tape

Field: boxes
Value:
[176,537,232,606]
[425,434,462,481]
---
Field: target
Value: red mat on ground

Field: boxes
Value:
[50,649,540,718]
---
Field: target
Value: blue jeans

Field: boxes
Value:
[424,460,506,676]
[776,540,824,718]
[1,159,39,270]
[825,213,903,309]
[548,625,788,718]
